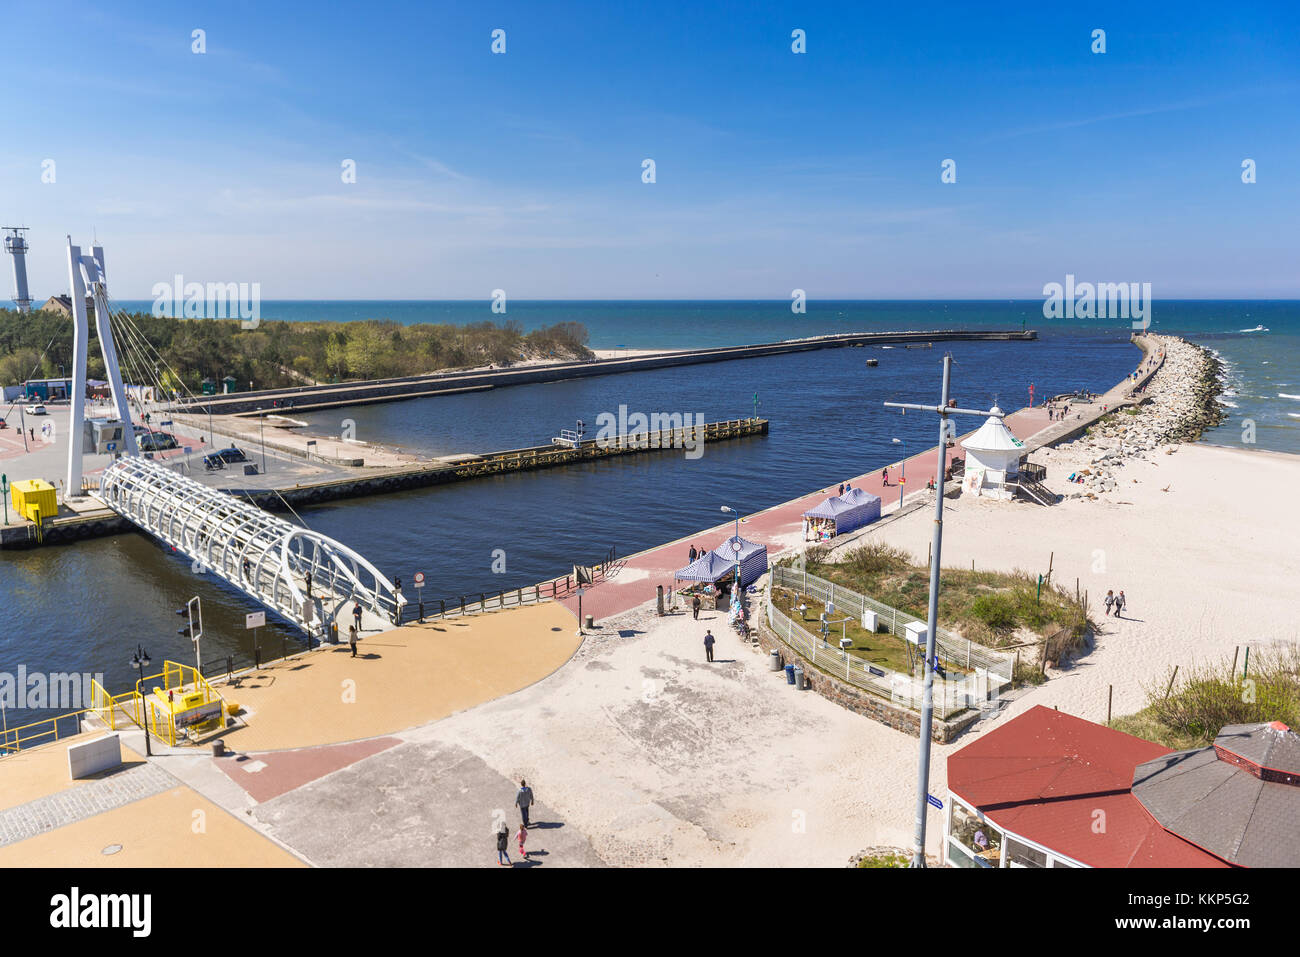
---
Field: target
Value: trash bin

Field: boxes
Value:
[769,649,782,671]
[212,739,226,758]
[784,664,796,685]
[794,665,805,690]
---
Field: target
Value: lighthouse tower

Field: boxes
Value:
[4,227,32,313]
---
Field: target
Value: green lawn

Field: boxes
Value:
[773,586,970,676]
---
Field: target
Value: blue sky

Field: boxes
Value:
[4,0,1298,299]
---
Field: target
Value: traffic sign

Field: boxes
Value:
[106,442,117,451]
[413,572,425,585]
[245,611,266,629]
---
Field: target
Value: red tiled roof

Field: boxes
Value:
[947,706,1228,868]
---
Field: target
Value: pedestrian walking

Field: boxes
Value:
[838,483,844,495]
[496,821,511,866]
[516,824,529,862]
[352,601,362,632]
[1103,590,1115,616]
[692,594,701,620]
[349,624,358,657]
[1115,590,1127,619]
[704,629,715,662]
[882,467,889,486]
[688,544,697,563]
[516,779,534,828]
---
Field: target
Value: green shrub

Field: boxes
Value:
[971,593,1016,629]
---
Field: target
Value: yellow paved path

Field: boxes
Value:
[214,601,580,751]
[0,786,304,868]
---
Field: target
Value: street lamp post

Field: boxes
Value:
[884,355,1004,868]
[131,644,152,757]
[891,437,905,509]
[259,410,267,474]
[720,505,741,588]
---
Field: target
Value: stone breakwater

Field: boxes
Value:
[1046,334,1227,498]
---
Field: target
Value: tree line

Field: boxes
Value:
[0,308,592,391]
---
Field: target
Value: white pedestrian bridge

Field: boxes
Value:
[98,456,405,637]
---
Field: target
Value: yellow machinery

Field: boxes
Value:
[11,478,57,523]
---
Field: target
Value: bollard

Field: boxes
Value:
[656,585,664,616]
[585,614,594,629]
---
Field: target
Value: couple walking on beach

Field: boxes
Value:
[1104,589,1128,618]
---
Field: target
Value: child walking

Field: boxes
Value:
[516,823,529,861]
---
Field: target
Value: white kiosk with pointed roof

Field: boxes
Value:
[960,406,1025,500]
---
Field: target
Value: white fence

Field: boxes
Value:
[766,565,1014,719]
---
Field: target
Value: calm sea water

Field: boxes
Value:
[114,298,1300,454]
[4,301,1295,729]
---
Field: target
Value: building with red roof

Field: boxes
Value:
[944,705,1231,868]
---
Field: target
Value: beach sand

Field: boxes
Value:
[408,441,1299,866]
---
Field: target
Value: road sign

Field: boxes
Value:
[927,793,943,810]
[245,611,265,629]
[106,442,117,451]
[413,572,425,588]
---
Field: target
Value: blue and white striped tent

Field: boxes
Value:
[710,535,768,587]
[675,550,736,583]
[803,488,881,536]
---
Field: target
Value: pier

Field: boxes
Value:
[0,417,768,549]
[177,329,1037,416]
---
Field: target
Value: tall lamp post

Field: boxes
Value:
[131,644,152,757]
[891,437,905,509]
[720,505,741,588]
[259,409,267,474]
[884,355,1004,867]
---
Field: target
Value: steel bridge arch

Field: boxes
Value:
[98,456,404,636]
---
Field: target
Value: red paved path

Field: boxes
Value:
[563,344,1158,624]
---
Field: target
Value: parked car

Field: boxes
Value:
[139,431,178,451]
[24,404,47,415]
[203,446,247,470]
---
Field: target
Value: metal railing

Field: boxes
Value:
[771,565,1013,685]
[394,547,618,625]
[0,710,89,756]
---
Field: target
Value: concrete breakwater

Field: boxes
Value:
[179,329,1037,416]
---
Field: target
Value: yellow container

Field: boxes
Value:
[11,479,57,523]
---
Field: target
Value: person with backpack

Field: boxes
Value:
[516,779,534,828]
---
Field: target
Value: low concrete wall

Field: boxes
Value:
[67,733,121,779]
